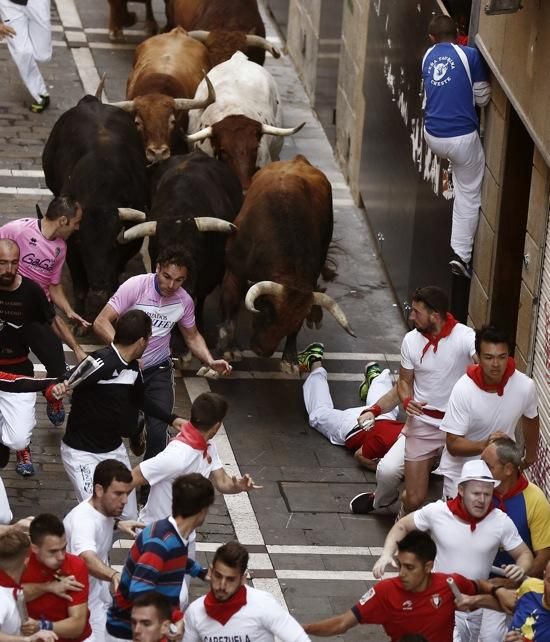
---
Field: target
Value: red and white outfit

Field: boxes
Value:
[351,572,477,642]
[413,498,523,641]
[401,317,475,461]
[438,358,538,498]
[0,572,21,635]
[183,585,310,642]
[64,500,115,642]
[0,0,52,103]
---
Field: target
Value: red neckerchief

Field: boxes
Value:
[466,357,515,396]
[446,495,494,531]
[204,585,247,625]
[0,569,18,588]
[420,313,458,362]
[173,421,211,463]
[493,474,529,511]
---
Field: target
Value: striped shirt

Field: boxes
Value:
[106,517,204,639]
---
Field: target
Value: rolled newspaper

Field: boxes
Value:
[66,356,103,389]
[490,565,508,578]
[15,588,28,626]
[447,577,463,600]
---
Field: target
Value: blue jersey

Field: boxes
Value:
[509,578,550,640]
[422,42,488,138]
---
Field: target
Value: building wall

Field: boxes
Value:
[286,0,322,103]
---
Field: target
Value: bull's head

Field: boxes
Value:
[109,76,216,164]
[244,281,355,357]
[187,116,305,191]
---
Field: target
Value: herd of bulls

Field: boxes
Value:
[41,0,356,371]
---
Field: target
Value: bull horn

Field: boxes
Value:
[95,73,106,100]
[108,100,136,113]
[245,281,285,313]
[187,125,213,143]
[117,221,157,244]
[174,75,216,111]
[194,217,237,233]
[118,207,147,222]
[311,292,356,337]
[245,34,281,58]
[261,122,306,136]
[186,30,209,43]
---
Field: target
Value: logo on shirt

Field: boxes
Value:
[359,588,375,605]
[431,594,442,608]
[21,253,55,272]
[428,56,456,86]
[29,237,37,246]
[402,600,413,611]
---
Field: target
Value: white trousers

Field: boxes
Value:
[89,595,109,642]
[454,610,482,642]
[0,475,12,524]
[373,432,405,512]
[424,128,485,263]
[303,367,396,445]
[60,442,138,520]
[479,608,509,642]
[0,391,35,451]
[0,0,51,101]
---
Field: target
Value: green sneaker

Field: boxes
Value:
[297,342,325,372]
[29,95,50,113]
[358,361,382,401]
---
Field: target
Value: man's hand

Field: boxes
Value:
[504,632,523,642]
[0,23,16,39]
[501,564,525,583]
[486,431,509,446]
[109,571,121,595]
[404,398,426,418]
[495,588,518,616]
[166,619,184,641]
[13,515,34,534]
[50,382,69,400]
[171,417,186,431]
[357,410,374,426]
[21,619,40,636]
[30,631,58,642]
[208,359,232,375]
[232,474,263,492]
[520,454,535,470]
[117,520,145,538]
[373,552,398,579]
[48,574,85,601]
[454,595,478,612]
[66,309,91,329]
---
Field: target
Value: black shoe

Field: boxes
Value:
[29,95,50,113]
[449,253,472,279]
[349,492,375,514]
[0,444,9,468]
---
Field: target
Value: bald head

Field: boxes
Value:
[0,239,19,256]
[0,239,20,289]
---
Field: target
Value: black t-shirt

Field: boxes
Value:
[0,277,55,375]
[63,345,176,453]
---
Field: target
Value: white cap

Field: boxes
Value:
[457,460,499,487]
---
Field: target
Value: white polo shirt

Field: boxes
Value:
[413,500,523,580]
[400,324,475,426]
[139,438,222,524]
[0,587,20,634]
[438,371,539,481]
[183,586,311,642]
[64,499,115,614]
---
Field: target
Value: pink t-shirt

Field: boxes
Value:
[0,219,66,296]
[108,273,195,369]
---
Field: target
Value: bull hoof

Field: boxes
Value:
[109,29,125,41]
[223,349,243,362]
[280,360,299,375]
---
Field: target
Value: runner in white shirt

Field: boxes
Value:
[438,325,539,498]
[64,460,143,642]
[93,246,231,466]
[398,286,476,513]
[373,460,533,642]
[183,541,310,642]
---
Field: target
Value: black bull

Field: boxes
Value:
[42,95,149,320]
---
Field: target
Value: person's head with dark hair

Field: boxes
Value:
[155,245,195,298]
[210,541,249,602]
[410,286,449,335]
[113,309,152,361]
[190,392,228,436]
[474,325,514,387]
[395,531,436,592]
[92,459,133,518]
[428,14,458,42]
[171,473,214,522]
[44,196,83,240]
[0,529,30,581]
[131,592,172,642]
[29,514,67,572]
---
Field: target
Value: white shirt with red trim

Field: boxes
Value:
[183,586,310,642]
[413,500,523,579]
[438,370,538,481]
[138,438,222,524]
[0,587,21,634]
[400,324,475,426]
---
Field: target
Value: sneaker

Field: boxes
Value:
[349,492,375,514]
[449,253,472,279]
[46,397,65,427]
[0,444,9,468]
[358,361,382,401]
[15,447,34,476]
[297,342,325,372]
[29,95,50,113]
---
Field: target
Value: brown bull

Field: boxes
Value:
[167,0,270,65]
[217,155,355,372]
[107,0,158,40]
[109,28,214,164]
